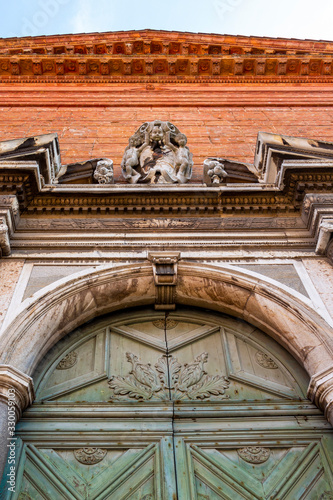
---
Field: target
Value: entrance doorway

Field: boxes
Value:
[3,308,333,499]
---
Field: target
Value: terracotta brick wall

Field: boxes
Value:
[1,99,333,183]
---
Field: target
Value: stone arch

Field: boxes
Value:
[1,261,333,423]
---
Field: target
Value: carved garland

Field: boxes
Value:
[108,352,230,401]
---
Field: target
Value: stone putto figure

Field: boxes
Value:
[93,159,114,184]
[121,120,193,184]
[203,158,228,185]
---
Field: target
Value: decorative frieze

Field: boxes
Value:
[1,33,332,83]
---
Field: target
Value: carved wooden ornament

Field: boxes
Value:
[74,447,107,465]
[255,351,278,369]
[56,351,78,370]
[237,446,270,464]
[108,351,230,401]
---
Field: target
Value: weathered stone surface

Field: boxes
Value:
[302,259,333,319]
[0,264,155,375]
[0,260,24,329]
[22,265,91,301]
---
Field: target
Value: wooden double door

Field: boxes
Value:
[3,308,333,499]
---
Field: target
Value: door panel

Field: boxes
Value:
[10,439,176,500]
[174,437,333,500]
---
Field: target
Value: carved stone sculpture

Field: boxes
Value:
[108,351,230,401]
[93,159,114,184]
[203,159,228,185]
[121,120,193,184]
[203,156,259,185]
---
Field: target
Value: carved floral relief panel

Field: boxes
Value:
[36,309,308,404]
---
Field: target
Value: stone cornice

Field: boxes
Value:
[1,131,333,217]
[1,30,333,83]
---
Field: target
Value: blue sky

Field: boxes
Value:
[1,0,333,40]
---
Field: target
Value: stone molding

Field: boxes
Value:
[2,86,333,108]
[1,262,333,423]
[0,365,35,419]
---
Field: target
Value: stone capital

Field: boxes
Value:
[0,365,35,419]
[308,367,333,426]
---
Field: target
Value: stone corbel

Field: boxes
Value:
[0,217,10,257]
[149,252,180,310]
[0,365,35,420]
[0,195,20,258]
[315,219,333,257]
[308,367,333,426]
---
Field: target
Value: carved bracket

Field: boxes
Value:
[149,252,180,310]
[315,219,333,258]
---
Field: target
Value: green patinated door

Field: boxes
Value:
[3,308,333,499]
